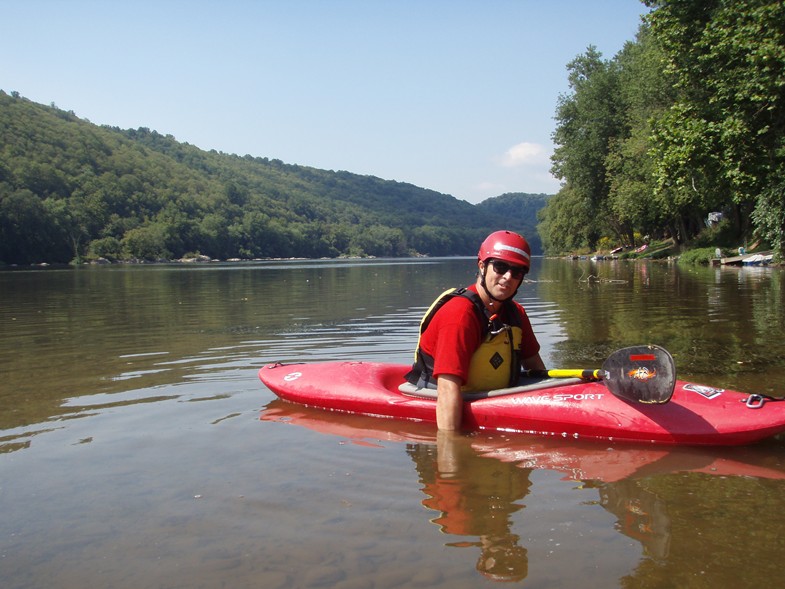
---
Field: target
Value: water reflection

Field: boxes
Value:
[0,259,439,431]
[536,259,785,399]
[409,431,531,582]
[261,399,785,584]
[601,480,671,560]
[4,258,785,588]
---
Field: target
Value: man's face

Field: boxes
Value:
[479,258,526,301]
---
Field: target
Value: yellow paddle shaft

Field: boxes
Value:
[546,368,601,380]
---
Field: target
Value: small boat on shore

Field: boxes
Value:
[742,253,773,266]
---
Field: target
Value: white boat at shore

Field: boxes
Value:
[742,253,773,266]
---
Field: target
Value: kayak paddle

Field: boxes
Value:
[523,345,676,404]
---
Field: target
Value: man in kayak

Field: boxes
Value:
[406,230,546,430]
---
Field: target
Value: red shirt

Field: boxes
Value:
[418,284,540,384]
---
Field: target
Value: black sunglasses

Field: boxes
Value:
[488,259,527,279]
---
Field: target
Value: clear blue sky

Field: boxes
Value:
[3,0,650,203]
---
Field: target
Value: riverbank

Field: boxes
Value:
[566,239,781,267]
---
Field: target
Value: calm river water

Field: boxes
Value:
[2,257,785,588]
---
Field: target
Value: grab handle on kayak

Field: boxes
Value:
[743,394,785,409]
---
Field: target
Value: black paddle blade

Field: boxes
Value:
[601,345,676,404]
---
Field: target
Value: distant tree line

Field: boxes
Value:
[0,90,545,265]
[540,0,785,258]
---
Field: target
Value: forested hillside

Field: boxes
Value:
[0,91,547,265]
[476,192,548,254]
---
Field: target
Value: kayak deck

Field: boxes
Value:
[258,361,785,446]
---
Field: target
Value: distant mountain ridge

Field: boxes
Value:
[0,91,549,264]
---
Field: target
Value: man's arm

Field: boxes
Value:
[436,374,464,431]
[522,352,546,372]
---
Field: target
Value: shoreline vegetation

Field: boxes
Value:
[564,238,780,268]
[5,239,780,270]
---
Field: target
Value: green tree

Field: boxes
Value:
[88,236,124,261]
[45,193,107,263]
[752,171,785,257]
[537,187,593,254]
[350,225,408,257]
[550,46,626,251]
[606,25,676,245]
[0,188,65,263]
[645,0,785,254]
[122,223,172,261]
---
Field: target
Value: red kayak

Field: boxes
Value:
[258,360,785,446]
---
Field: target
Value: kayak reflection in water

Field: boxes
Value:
[599,480,671,560]
[407,430,674,580]
[407,431,532,582]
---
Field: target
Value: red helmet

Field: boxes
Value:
[478,231,531,269]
